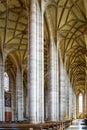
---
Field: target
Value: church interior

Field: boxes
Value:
[0,0,87,129]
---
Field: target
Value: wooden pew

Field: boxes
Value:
[0,120,72,130]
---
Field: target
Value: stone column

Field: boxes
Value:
[28,0,44,123]
[76,94,79,118]
[72,89,76,119]
[0,56,5,121]
[69,82,73,119]
[84,33,87,114]
[59,52,66,120]
[48,43,59,121]
[44,88,48,120]
[22,70,28,119]
[23,82,27,119]
[65,76,69,119]
[83,93,86,114]
[10,76,16,121]
[26,93,28,118]
[16,67,24,120]
[45,7,59,121]
[38,3,44,122]
[56,47,59,121]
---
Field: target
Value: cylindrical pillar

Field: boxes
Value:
[0,58,5,121]
[44,88,48,120]
[69,83,73,119]
[28,0,44,123]
[65,76,69,119]
[39,8,44,123]
[83,93,86,114]
[56,47,59,121]
[76,94,79,118]
[10,76,16,121]
[16,68,24,120]
[59,52,66,120]
[72,89,76,119]
[48,43,59,121]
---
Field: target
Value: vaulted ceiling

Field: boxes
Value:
[0,0,28,80]
[44,0,87,94]
[57,0,87,94]
[0,0,87,94]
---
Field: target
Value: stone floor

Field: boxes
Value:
[65,119,87,130]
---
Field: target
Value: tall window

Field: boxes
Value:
[79,93,83,113]
[4,72,9,92]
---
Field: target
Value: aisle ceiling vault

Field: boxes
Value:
[0,0,87,94]
[44,0,87,94]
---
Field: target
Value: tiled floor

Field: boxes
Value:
[65,119,87,130]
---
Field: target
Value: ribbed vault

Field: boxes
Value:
[57,0,87,94]
[0,0,87,94]
[44,0,87,94]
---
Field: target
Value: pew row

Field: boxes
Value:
[0,120,72,130]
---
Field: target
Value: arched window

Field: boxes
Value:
[4,72,9,92]
[79,93,83,113]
